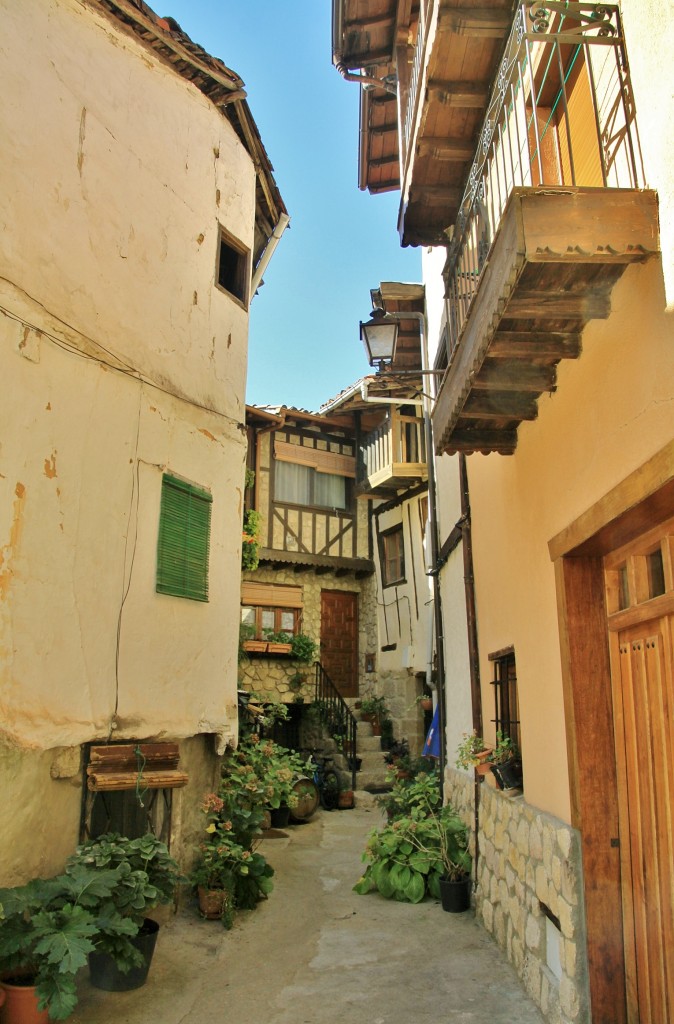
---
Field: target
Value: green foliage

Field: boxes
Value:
[377,768,442,821]
[455,730,491,770]
[244,468,255,491]
[491,730,520,765]
[66,833,181,973]
[355,769,472,904]
[360,694,389,723]
[0,863,130,1020]
[289,632,317,663]
[242,509,261,571]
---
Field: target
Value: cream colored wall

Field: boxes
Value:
[467,257,673,822]
[621,0,674,306]
[0,0,253,420]
[0,0,256,754]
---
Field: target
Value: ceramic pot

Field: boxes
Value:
[197,886,232,920]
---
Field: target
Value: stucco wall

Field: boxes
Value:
[467,257,673,822]
[0,0,254,752]
[0,0,254,418]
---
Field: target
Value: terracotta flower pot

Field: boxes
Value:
[338,790,354,809]
[0,976,49,1024]
[197,886,232,920]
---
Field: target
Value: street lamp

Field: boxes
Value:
[360,307,400,368]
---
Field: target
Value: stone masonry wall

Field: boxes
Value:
[445,768,590,1024]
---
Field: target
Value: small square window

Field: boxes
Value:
[380,524,405,587]
[216,227,249,305]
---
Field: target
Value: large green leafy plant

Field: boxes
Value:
[0,864,136,1020]
[66,833,182,971]
[355,769,471,904]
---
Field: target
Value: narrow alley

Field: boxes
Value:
[71,801,545,1024]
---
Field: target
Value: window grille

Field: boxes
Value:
[489,647,520,748]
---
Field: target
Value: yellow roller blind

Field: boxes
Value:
[274,439,356,478]
[241,581,303,608]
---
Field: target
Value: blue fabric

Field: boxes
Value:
[422,706,440,759]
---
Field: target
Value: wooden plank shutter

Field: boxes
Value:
[87,743,188,792]
[156,474,212,601]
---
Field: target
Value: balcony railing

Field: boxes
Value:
[402,0,432,162]
[358,410,427,493]
[444,1,643,357]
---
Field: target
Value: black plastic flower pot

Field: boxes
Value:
[270,805,291,828]
[439,876,471,913]
[490,759,523,791]
[88,918,159,991]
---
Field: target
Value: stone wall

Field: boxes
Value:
[445,768,590,1024]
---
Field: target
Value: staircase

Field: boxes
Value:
[353,720,390,792]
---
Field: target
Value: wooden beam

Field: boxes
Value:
[427,80,490,107]
[367,154,399,168]
[345,13,395,30]
[368,123,398,136]
[416,137,475,161]
[445,428,517,454]
[439,8,511,36]
[490,331,582,360]
[461,390,539,420]
[504,290,612,320]
[477,360,557,392]
[410,184,462,203]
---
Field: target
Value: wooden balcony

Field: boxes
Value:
[432,187,660,455]
[358,409,428,497]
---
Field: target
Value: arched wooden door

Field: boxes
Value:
[605,518,674,1022]
[320,590,358,698]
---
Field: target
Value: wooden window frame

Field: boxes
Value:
[380,523,406,588]
[241,605,301,640]
[156,474,212,602]
[215,226,250,308]
[488,646,520,749]
[273,459,354,513]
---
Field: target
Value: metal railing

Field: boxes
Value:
[444,1,643,357]
[314,663,358,791]
[403,0,431,159]
[359,410,427,488]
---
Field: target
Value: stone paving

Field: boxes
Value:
[70,798,546,1024]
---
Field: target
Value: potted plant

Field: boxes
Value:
[414,693,433,713]
[0,867,121,1021]
[289,632,317,663]
[360,695,389,735]
[455,731,493,774]
[489,731,523,790]
[66,832,182,992]
[263,630,293,655]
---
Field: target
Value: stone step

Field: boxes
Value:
[357,733,384,754]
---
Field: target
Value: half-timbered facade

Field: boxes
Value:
[333,2,673,1022]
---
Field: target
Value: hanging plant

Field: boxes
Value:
[242,509,261,571]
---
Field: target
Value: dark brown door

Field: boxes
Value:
[320,590,358,697]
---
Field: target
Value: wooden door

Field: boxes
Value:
[320,590,358,698]
[605,520,674,1022]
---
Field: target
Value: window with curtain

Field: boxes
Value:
[274,460,348,510]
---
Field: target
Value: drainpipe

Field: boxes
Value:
[251,213,290,297]
[458,451,483,889]
[332,4,398,95]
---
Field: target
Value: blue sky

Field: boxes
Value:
[166,1,420,411]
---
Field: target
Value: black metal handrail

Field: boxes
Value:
[314,662,358,791]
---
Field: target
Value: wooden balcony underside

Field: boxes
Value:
[433,188,660,455]
[358,462,428,498]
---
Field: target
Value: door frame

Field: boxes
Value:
[549,440,674,1024]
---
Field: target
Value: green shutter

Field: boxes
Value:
[156,474,212,602]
